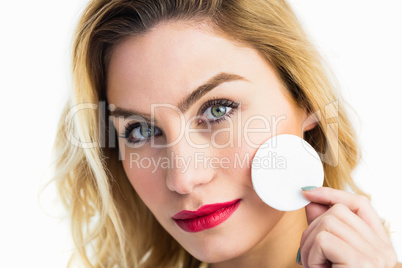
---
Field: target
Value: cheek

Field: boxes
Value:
[212,124,255,190]
[120,147,167,212]
[213,108,303,185]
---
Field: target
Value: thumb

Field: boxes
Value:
[305,202,329,225]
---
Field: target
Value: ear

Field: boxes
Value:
[302,112,318,133]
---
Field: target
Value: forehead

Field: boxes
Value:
[106,21,278,112]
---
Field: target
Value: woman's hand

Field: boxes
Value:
[298,186,398,268]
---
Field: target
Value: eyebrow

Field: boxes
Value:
[110,72,247,124]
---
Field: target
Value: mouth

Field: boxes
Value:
[172,199,241,232]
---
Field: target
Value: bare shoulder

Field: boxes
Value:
[395,262,402,268]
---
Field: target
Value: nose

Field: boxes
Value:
[164,133,215,195]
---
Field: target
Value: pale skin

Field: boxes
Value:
[106,21,399,267]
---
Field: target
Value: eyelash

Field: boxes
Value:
[121,97,240,144]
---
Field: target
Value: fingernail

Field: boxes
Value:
[296,247,301,264]
[301,186,317,191]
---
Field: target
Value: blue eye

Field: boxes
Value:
[121,98,240,145]
[122,122,162,144]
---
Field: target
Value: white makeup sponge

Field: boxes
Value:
[251,134,324,211]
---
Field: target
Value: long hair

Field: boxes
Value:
[53,0,364,267]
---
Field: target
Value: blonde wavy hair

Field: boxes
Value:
[53,0,366,267]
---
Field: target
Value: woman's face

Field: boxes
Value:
[107,21,313,263]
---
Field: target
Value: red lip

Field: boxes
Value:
[172,199,241,232]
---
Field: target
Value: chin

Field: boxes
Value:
[181,234,250,264]
[191,249,237,264]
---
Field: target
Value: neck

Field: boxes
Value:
[208,208,307,268]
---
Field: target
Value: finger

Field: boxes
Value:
[301,203,382,250]
[300,212,375,263]
[305,230,370,268]
[301,187,388,242]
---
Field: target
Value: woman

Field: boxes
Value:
[53,0,400,267]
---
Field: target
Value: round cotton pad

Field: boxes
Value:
[251,134,324,211]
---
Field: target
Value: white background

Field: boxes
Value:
[0,0,401,267]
